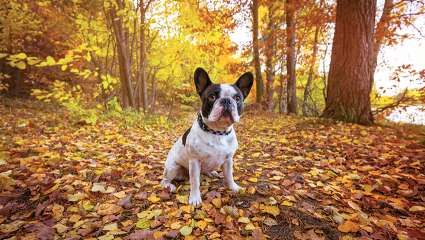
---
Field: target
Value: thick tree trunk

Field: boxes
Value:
[371,0,393,85]
[285,0,297,114]
[302,25,320,116]
[252,0,263,103]
[265,4,276,112]
[322,0,376,125]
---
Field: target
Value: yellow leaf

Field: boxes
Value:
[113,191,126,199]
[46,56,56,66]
[210,232,221,239]
[15,61,26,70]
[136,218,150,229]
[338,220,360,233]
[409,205,425,212]
[212,198,222,208]
[248,177,258,183]
[170,222,181,230]
[153,231,164,239]
[281,201,293,207]
[260,205,280,217]
[180,226,193,236]
[177,194,188,204]
[245,223,256,231]
[196,220,207,230]
[180,205,192,213]
[148,194,160,203]
[238,217,250,223]
[14,53,27,59]
[103,223,118,231]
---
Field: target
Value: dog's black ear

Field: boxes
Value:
[194,68,212,96]
[234,72,254,99]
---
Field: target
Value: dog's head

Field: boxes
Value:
[194,68,254,129]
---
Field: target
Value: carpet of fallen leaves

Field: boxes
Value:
[1,99,425,240]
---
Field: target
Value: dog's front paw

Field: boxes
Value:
[160,180,176,193]
[188,193,202,206]
[229,183,244,193]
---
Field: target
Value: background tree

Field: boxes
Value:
[252,0,263,103]
[285,0,297,114]
[322,0,376,124]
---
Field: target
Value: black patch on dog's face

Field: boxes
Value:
[231,86,244,116]
[200,84,221,118]
[182,127,191,146]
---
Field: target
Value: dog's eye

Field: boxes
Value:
[233,95,241,102]
[208,95,216,101]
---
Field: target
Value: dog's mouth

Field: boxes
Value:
[220,110,236,123]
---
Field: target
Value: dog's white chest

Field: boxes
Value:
[189,136,236,172]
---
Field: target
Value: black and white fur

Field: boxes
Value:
[161,68,254,206]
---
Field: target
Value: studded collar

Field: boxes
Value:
[197,113,232,136]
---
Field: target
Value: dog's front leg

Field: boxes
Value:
[188,159,202,206]
[222,157,243,192]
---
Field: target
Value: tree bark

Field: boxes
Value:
[265,3,277,112]
[109,1,135,108]
[139,0,149,112]
[322,0,376,125]
[302,25,320,116]
[285,0,297,114]
[252,0,263,103]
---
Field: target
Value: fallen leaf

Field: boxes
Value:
[338,220,360,233]
[260,205,280,217]
[409,205,425,212]
[238,217,250,223]
[97,203,123,215]
[180,226,193,236]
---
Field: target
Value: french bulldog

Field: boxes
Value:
[161,67,254,206]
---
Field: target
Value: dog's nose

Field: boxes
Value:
[220,98,231,106]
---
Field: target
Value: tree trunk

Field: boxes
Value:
[265,3,276,112]
[150,69,158,113]
[252,0,263,103]
[278,73,287,114]
[285,0,297,114]
[322,0,376,125]
[139,0,148,112]
[371,0,393,85]
[109,2,135,108]
[302,25,320,116]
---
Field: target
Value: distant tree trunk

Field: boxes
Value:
[302,25,320,116]
[150,69,158,113]
[278,73,287,113]
[252,0,263,103]
[265,3,277,112]
[322,0,376,125]
[136,0,149,112]
[371,0,393,85]
[285,0,297,114]
[109,1,135,108]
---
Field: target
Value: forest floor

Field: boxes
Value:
[0,98,425,240]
